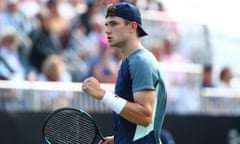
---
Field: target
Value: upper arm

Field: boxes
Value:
[129,53,158,113]
[134,90,155,115]
[129,54,158,93]
[120,89,155,126]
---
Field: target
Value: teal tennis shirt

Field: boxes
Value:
[114,48,167,144]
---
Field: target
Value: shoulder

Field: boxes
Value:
[127,49,161,79]
[128,48,155,63]
[128,49,159,71]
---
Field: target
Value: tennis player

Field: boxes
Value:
[82,2,167,144]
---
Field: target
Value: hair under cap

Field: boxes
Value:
[106,2,148,37]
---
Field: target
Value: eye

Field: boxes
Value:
[109,21,118,26]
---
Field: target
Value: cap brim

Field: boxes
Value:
[137,24,148,37]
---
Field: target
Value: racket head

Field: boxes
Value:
[42,107,105,144]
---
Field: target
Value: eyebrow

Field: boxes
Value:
[105,20,117,26]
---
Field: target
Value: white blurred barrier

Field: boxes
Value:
[0,62,204,114]
[0,62,239,115]
[0,80,114,112]
[201,88,240,116]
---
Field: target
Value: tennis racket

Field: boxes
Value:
[42,107,105,144]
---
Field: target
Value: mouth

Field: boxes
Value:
[107,37,112,43]
[107,36,111,41]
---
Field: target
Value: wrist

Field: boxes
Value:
[101,91,127,114]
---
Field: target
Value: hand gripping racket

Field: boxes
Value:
[42,107,105,144]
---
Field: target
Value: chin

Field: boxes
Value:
[109,43,116,47]
[110,41,122,48]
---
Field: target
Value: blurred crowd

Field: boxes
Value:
[0,0,240,114]
[0,0,120,82]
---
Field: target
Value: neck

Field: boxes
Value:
[121,38,142,59]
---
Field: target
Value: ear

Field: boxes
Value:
[130,22,138,32]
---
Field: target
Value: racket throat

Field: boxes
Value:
[44,137,51,144]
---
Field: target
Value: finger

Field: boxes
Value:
[98,140,104,144]
[83,77,93,84]
[82,83,89,92]
[83,78,88,83]
[82,85,87,91]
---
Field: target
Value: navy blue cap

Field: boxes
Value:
[106,2,148,37]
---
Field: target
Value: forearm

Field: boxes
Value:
[120,102,153,127]
[101,91,153,127]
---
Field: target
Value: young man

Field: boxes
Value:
[82,2,167,144]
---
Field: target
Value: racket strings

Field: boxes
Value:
[44,110,98,144]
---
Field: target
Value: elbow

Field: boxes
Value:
[139,108,153,127]
[139,116,152,127]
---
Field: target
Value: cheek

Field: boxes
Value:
[114,28,128,39]
[112,27,120,35]
[113,25,126,34]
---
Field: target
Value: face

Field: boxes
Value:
[224,69,233,82]
[7,3,18,12]
[46,64,61,81]
[1,36,17,51]
[105,16,131,48]
[203,70,212,84]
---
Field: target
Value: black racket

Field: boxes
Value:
[42,107,105,144]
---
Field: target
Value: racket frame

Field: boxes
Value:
[42,107,105,144]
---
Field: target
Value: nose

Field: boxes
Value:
[105,27,111,35]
